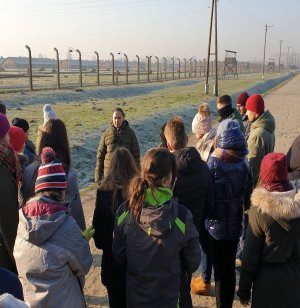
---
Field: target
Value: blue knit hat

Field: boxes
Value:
[217,119,246,151]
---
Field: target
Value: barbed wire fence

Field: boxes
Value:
[0,45,273,93]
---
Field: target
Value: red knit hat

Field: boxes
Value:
[246,94,265,114]
[260,153,291,192]
[9,126,27,152]
[236,92,249,107]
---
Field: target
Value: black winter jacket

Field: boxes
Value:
[92,189,126,289]
[113,198,200,308]
[173,147,214,238]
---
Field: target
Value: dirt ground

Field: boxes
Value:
[82,74,300,307]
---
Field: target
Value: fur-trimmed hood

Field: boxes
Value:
[251,184,300,221]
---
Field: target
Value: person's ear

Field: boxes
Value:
[161,173,173,188]
[167,142,174,152]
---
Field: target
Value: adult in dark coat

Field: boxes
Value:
[95,108,140,182]
[0,113,20,274]
[165,116,214,298]
[237,153,300,308]
[286,134,300,181]
[206,119,253,308]
[93,147,139,308]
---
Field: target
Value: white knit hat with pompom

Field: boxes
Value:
[43,104,57,125]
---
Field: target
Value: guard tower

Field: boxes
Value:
[222,50,238,79]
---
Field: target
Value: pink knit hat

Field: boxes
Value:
[192,113,212,135]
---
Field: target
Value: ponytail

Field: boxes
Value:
[128,147,177,221]
[129,175,156,221]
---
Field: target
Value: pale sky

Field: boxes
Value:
[0,0,299,63]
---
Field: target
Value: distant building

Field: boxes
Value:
[0,57,56,70]
[0,56,147,72]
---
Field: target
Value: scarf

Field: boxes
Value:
[217,105,234,120]
[0,139,22,186]
[263,181,292,192]
[212,147,248,163]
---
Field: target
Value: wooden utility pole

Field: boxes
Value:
[205,0,215,94]
[214,0,218,96]
[287,46,290,73]
[278,40,282,75]
[25,45,33,91]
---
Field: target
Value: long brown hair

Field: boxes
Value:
[99,147,139,212]
[129,147,177,220]
[37,119,71,168]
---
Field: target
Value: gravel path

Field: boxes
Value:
[82,73,300,307]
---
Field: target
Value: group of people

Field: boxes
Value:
[0,101,91,307]
[0,90,300,308]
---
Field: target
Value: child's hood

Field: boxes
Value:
[18,207,67,245]
[138,196,178,237]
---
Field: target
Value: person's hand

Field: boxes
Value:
[82,226,95,241]
[239,298,250,306]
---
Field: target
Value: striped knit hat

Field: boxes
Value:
[35,147,67,194]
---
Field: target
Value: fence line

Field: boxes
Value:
[0,47,275,92]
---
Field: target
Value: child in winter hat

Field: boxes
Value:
[192,103,213,138]
[14,146,93,308]
[43,104,57,125]
[34,147,95,239]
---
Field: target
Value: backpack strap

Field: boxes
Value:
[175,206,188,235]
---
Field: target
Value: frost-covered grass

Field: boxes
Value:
[4,72,293,188]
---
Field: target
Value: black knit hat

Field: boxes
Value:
[12,118,29,133]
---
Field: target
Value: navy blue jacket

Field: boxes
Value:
[206,120,253,240]
[0,267,24,300]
